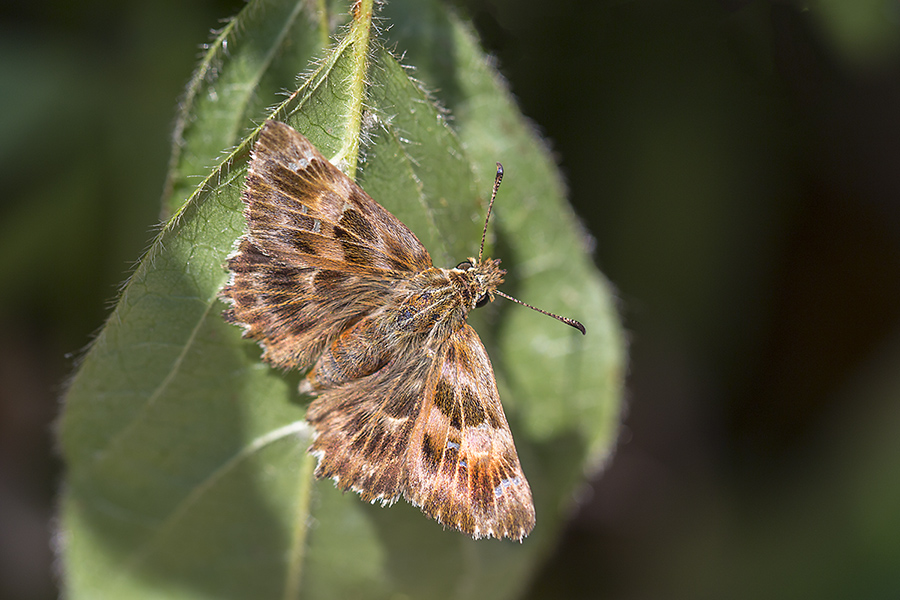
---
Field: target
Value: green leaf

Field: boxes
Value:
[161,0,345,217]
[58,0,626,599]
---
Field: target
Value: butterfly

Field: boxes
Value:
[221,120,584,541]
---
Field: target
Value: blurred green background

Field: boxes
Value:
[2,0,899,598]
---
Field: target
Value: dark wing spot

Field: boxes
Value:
[382,391,417,419]
[271,189,299,211]
[384,238,410,268]
[293,214,317,230]
[271,303,313,336]
[441,443,460,476]
[227,239,269,272]
[339,208,378,243]
[341,240,375,266]
[433,380,461,429]
[486,405,503,429]
[364,420,389,454]
[445,344,457,365]
[263,264,310,287]
[269,168,313,202]
[384,236,430,272]
[290,318,314,338]
[388,256,411,271]
[288,231,317,256]
[334,226,376,266]
[347,187,369,209]
[313,269,351,292]
[349,411,373,433]
[453,344,473,378]
[421,433,442,474]
[351,432,367,452]
[461,387,486,426]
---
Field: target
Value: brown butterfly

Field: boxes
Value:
[221,120,584,541]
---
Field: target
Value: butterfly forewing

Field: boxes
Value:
[222,121,432,368]
[244,121,432,273]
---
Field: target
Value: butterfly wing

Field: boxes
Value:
[305,346,431,505]
[222,120,433,368]
[405,324,535,540]
[305,322,534,540]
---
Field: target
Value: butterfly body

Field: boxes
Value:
[222,120,537,540]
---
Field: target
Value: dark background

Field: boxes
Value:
[2,0,900,598]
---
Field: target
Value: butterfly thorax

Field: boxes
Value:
[392,258,505,343]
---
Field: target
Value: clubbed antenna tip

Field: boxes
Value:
[478,163,504,262]
[496,291,586,335]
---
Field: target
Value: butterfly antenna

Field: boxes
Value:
[479,163,504,262]
[495,290,586,335]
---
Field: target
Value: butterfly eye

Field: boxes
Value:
[456,261,473,271]
[475,294,490,309]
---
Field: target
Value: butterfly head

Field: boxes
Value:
[454,258,505,311]
[462,163,586,335]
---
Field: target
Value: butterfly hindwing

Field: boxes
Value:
[305,339,431,504]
